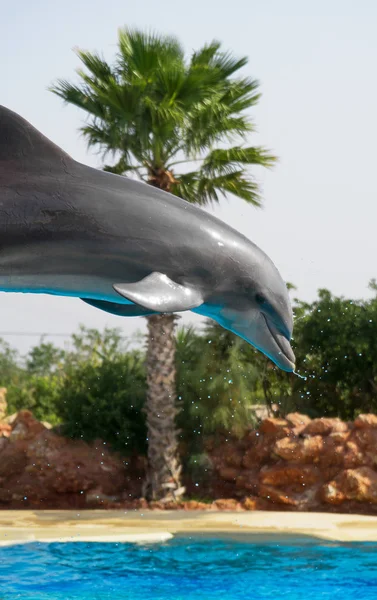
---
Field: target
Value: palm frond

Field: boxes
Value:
[117,27,184,82]
[211,50,248,78]
[202,146,277,173]
[75,49,114,83]
[103,156,140,175]
[173,169,261,207]
[50,81,108,120]
[190,41,222,66]
[199,171,261,206]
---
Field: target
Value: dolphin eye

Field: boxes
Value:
[255,293,266,305]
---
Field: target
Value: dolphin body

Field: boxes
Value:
[0,105,295,371]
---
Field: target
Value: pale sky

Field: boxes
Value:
[1,0,377,355]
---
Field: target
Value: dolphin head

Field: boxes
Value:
[194,237,295,372]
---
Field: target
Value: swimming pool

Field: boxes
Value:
[1,536,377,599]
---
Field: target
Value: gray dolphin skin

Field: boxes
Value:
[0,105,295,371]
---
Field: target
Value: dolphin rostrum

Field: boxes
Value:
[0,105,295,371]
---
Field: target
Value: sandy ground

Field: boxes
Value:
[2,510,377,546]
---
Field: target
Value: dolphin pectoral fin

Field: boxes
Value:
[81,298,158,317]
[113,272,204,313]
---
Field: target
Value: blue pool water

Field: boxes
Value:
[1,537,377,599]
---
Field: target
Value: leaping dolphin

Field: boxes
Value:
[0,105,295,371]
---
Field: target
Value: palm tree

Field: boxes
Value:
[50,27,276,501]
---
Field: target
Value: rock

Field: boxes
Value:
[321,482,346,505]
[242,431,277,468]
[329,431,349,444]
[259,418,289,435]
[344,441,365,469]
[212,498,242,511]
[0,489,11,503]
[217,467,239,482]
[0,423,11,438]
[274,435,324,463]
[349,427,377,455]
[0,443,28,478]
[148,501,167,510]
[322,467,377,504]
[258,484,297,506]
[9,410,46,440]
[182,500,212,510]
[318,437,345,468]
[235,469,259,493]
[0,411,143,508]
[355,414,377,428]
[242,496,258,510]
[223,445,244,468]
[302,418,348,436]
[259,464,320,487]
[205,414,377,513]
[161,501,184,510]
[285,413,311,428]
[210,441,243,471]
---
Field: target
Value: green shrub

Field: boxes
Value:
[57,351,147,455]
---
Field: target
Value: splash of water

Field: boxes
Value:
[293,370,307,381]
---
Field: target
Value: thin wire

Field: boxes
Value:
[0,332,130,338]
[0,332,71,337]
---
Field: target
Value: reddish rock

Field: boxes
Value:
[0,411,143,508]
[218,467,238,482]
[148,500,184,510]
[210,441,243,470]
[258,484,297,506]
[318,437,345,468]
[344,441,366,469]
[329,431,350,444]
[322,467,377,505]
[212,498,242,511]
[355,414,377,428]
[302,418,348,436]
[224,447,244,469]
[285,413,311,428]
[137,498,149,510]
[274,436,324,463]
[259,418,288,433]
[0,443,28,479]
[259,418,290,438]
[0,423,11,438]
[260,464,320,487]
[242,432,276,468]
[235,470,259,493]
[321,482,346,505]
[183,500,212,510]
[10,410,47,440]
[350,427,377,451]
[241,496,258,510]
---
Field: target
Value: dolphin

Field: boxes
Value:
[0,105,295,371]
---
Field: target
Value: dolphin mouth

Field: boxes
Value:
[264,316,296,371]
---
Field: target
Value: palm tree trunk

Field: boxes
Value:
[142,313,185,502]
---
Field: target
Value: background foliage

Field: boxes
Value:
[3,284,377,454]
